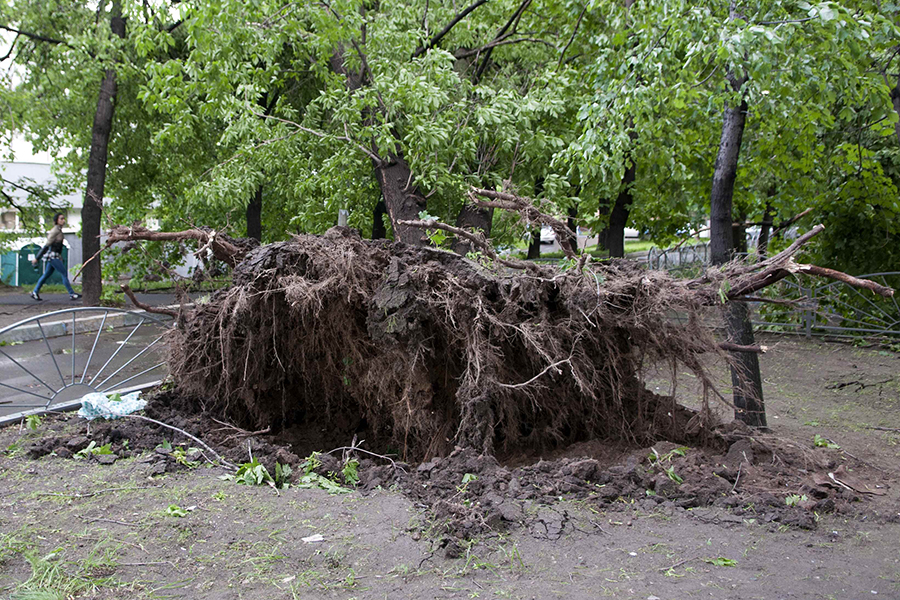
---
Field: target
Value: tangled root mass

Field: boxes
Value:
[169,227,720,461]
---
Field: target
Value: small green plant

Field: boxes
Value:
[418,211,449,247]
[785,494,809,507]
[222,459,293,490]
[171,446,200,469]
[73,442,113,460]
[647,446,688,485]
[813,434,840,449]
[704,557,737,567]
[717,280,732,304]
[25,414,43,431]
[157,439,173,451]
[166,504,188,518]
[107,393,122,402]
[664,466,683,485]
[342,459,360,487]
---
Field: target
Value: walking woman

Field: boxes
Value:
[30,213,81,301]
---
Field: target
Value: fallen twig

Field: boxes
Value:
[80,516,139,527]
[324,445,407,474]
[36,486,154,499]
[866,426,900,433]
[718,342,768,354]
[122,414,237,470]
[731,461,743,493]
[659,554,700,572]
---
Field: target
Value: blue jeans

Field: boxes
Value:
[33,258,75,295]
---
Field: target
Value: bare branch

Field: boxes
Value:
[251,110,383,164]
[0,24,67,46]
[757,16,815,26]
[557,6,586,70]
[468,187,578,258]
[718,341,767,354]
[456,36,557,59]
[413,0,489,58]
[120,284,179,318]
[794,264,894,297]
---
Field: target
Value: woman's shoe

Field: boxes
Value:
[30,291,42,301]
[70,293,82,300]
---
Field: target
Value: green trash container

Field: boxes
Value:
[1,250,16,285]
[17,243,69,287]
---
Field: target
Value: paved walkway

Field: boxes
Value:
[0,289,191,330]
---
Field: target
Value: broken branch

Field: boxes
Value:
[120,285,179,318]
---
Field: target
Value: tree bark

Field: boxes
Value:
[371,199,387,239]
[451,203,493,255]
[709,101,747,265]
[566,205,578,253]
[757,201,774,260]
[246,186,262,242]
[81,0,125,306]
[374,154,428,245]
[725,300,766,427]
[526,229,541,259]
[709,84,766,427]
[605,157,635,258]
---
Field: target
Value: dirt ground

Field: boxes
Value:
[1,333,898,600]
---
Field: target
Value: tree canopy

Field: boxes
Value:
[2,0,899,279]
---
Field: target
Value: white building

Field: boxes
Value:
[1,160,84,285]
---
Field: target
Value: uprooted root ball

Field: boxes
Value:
[168,227,721,461]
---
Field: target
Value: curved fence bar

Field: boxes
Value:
[0,307,172,423]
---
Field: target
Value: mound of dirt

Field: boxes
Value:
[166,227,726,462]
[20,395,890,546]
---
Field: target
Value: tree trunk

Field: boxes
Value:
[526,229,541,259]
[329,48,427,246]
[566,205,578,253]
[81,1,125,306]
[374,154,428,245]
[732,208,748,255]
[451,204,493,255]
[709,95,766,428]
[757,201,774,260]
[709,101,747,265]
[725,301,767,427]
[246,186,262,242]
[371,199,387,239]
[606,158,635,258]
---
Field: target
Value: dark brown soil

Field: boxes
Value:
[21,384,894,551]
[2,335,899,599]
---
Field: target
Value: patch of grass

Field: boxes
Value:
[13,547,112,600]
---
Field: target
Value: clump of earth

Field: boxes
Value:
[23,389,890,552]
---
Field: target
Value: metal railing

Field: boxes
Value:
[0,307,171,421]
[646,241,710,272]
[749,272,900,339]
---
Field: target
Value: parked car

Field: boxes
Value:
[540,225,555,244]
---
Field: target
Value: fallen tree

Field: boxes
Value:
[105,196,893,461]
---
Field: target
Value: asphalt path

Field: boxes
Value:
[0,319,169,419]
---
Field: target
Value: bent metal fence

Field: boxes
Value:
[646,241,710,272]
[0,307,171,423]
[749,272,900,339]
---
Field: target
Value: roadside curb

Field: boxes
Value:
[0,306,176,344]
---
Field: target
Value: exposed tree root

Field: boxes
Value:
[103,210,893,462]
